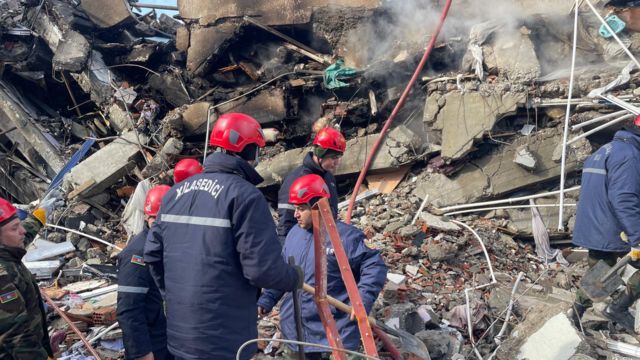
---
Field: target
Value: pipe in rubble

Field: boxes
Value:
[435,186,581,213]
[46,224,123,251]
[571,109,628,130]
[344,0,453,223]
[558,0,580,231]
[567,113,634,144]
[410,195,429,225]
[487,272,526,360]
[602,94,640,114]
[132,3,179,11]
[451,220,496,360]
[494,272,525,344]
[444,203,577,217]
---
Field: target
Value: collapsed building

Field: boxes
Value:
[5,0,640,358]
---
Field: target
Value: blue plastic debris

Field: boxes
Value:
[599,15,626,38]
[45,137,96,195]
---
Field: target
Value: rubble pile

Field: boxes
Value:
[5,0,640,358]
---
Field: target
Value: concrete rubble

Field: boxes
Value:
[3,0,640,358]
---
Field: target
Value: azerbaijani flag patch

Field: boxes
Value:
[131,255,145,266]
[0,290,18,303]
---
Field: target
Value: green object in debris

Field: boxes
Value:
[599,15,626,38]
[323,59,359,89]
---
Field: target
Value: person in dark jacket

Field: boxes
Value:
[0,196,59,359]
[277,127,346,243]
[573,126,640,331]
[144,113,303,360]
[118,185,172,360]
[259,174,387,359]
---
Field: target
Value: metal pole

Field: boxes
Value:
[203,106,213,163]
[571,109,628,130]
[132,3,179,11]
[289,256,305,359]
[558,0,580,231]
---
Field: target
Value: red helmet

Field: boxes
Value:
[174,159,204,183]
[289,174,331,205]
[313,127,346,153]
[144,185,171,217]
[209,113,266,153]
[0,197,17,225]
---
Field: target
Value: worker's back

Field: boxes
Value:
[145,152,298,360]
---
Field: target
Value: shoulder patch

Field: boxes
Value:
[131,255,145,266]
[0,290,18,303]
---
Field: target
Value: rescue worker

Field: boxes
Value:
[0,196,60,359]
[258,174,387,359]
[572,119,640,331]
[144,112,303,360]
[173,159,204,184]
[277,127,346,243]
[117,185,172,360]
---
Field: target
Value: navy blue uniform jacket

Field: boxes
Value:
[277,152,339,243]
[117,227,167,359]
[144,152,299,360]
[574,129,640,251]
[258,221,387,352]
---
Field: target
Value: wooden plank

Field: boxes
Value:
[366,165,410,194]
[68,179,96,199]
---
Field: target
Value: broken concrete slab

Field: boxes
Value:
[257,125,432,187]
[64,131,148,197]
[187,23,241,75]
[415,127,592,208]
[495,304,591,360]
[141,138,183,178]
[176,26,190,52]
[514,146,537,170]
[24,260,62,279]
[80,0,133,28]
[149,73,191,107]
[107,103,132,133]
[181,102,211,136]
[217,88,290,125]
[437,91,526,160]
[177,0,382,25]
[504,197,576,234]
[52,30,90,72]
[517,312,584,359]
[69,51,117,106]
[415,329,462,360]
[492,27,541,83]
[127,44,157,63]
[24,239,76,262]
[419,212,461,232]
[34,11,116,105]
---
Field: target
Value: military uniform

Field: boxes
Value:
[0,215,52,359]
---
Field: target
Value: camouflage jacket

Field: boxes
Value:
[0,215,52,360]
